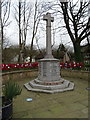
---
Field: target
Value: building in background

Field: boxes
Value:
[63,52,71,63]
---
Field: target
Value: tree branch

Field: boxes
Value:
[61,2,75,43]
[78,18,90,41]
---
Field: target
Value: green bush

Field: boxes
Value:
[2,82,22,100]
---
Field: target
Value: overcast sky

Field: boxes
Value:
[3,0,89,49]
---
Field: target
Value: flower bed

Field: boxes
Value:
[1,62,38,71]
[0,62,84,71]
[60,62,84,70]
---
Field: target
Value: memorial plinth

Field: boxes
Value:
[24,13,74,93]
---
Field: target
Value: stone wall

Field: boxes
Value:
[2,70,38,83]
[61,69,89,80]
[2,69,89,83]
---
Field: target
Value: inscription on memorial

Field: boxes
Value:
[43,62,47,76]
[39,62,41,75]
[51,63,58,76]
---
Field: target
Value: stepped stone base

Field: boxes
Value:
[24,78,74,94]
[24,58,74,93]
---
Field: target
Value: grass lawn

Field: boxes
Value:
[13,76,88,118]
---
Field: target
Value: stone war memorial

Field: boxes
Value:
[24,12,74,93]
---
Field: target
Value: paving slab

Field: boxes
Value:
[59,109,88,118]
[13,77,88,118]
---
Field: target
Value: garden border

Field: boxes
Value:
[2,69,89,83]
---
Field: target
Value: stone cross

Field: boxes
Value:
[43,13,54,58]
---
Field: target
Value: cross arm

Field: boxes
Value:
[43,13,54,22]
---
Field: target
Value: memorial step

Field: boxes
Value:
[24,81,74,93]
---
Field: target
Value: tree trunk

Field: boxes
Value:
[18,0,22,63]
[73,42,83,63]
[1,25,3,51]
[30,37,34,63]
[30,55,32,63]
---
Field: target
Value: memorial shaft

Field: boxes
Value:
[43,13,54,58]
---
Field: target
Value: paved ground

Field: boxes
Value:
[13,76,88,118]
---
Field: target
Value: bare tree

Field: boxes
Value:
[87,0,90,45]
[57,0,90,62]
[30,0,39,63]
[18,0,22,62]
[36,36,44,58]
[22,0,32,60]
[30,0,52,62]
[14,0,32,62]
[0,0,11,51]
